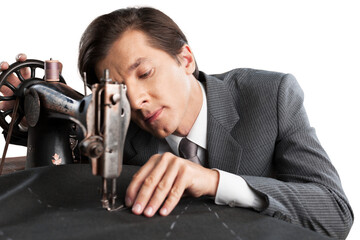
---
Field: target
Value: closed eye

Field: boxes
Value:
[139,69,152,79]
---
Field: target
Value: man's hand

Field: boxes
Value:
[0,53,30,111]
[125,152,219,217]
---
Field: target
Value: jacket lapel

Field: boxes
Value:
[202,72,244,174]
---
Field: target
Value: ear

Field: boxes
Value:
[179,44,196,75]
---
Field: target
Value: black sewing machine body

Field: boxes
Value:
[24,80,89,168]
[0,59,131,210]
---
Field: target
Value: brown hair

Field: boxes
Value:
[78,7,199,85]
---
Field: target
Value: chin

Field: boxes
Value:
[150,125,176,139]
[152,130,171,139]
[139,119,177,138]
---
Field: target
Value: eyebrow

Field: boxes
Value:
[127,57,148,73]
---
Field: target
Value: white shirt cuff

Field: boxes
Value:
[213,169,265,210]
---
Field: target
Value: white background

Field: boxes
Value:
[1,0,359,238]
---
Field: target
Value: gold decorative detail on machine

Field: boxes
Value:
[51,153,62,165]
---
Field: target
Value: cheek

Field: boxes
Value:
[159,71,191,106]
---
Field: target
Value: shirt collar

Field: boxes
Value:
[165,81,208,155]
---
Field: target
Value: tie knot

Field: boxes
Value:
[179,138,198,160]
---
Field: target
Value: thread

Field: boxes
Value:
[45,60,61,82]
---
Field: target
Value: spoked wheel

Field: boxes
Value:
[0,59,65,143]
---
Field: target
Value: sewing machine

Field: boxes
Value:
[0,59,131,211]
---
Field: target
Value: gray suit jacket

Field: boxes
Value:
[123,68,353,239]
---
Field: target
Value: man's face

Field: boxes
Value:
[96,30,200,138]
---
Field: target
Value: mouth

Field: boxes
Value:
[144,107,163,124]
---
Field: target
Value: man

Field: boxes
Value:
[1,7,353,239]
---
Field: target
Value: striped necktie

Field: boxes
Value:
[178,138,201,165]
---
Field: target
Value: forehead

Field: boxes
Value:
[96,30,161,77]
[114,30,151,59]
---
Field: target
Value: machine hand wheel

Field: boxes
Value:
[0,59,65,144]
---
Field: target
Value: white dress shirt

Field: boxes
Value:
[158,82,265,210]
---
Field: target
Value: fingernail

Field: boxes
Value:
[160,207,168,216]
[145,206,153,216]
[132,203,142,214]
[125,197,132,207]
[16,54,22,60]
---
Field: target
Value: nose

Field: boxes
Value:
[125,83,148,111]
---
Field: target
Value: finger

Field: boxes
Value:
[0,60,22,93]
[0,83,16,111]
[125,154,162,207]
[159,170,188,216]
[0,55,28,112]
[0,83,17,112]
[143,158,182,217]
[130,155,172,215]
[0,61,9,71]
[0,69,15,111]
[0,84,13,96]
[15,53,27,62]
[20,67,31,80]
[15,53,31,79]
[0,99,15,112]
[0,73,21,97]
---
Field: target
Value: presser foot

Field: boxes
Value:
[101,178,125,211]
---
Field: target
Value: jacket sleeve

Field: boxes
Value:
[241,74,353,240]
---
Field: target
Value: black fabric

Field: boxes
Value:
[0,165,332,240]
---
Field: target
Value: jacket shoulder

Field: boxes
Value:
[211,68,287,86]
[208,68,290,112]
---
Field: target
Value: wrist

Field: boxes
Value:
[206,169,220,196]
